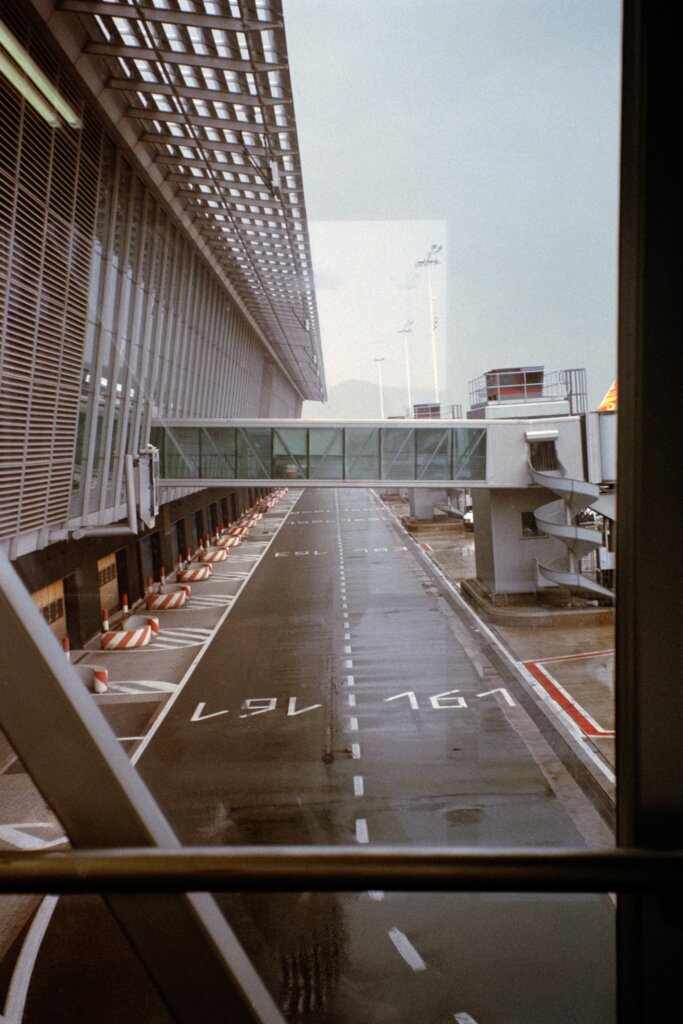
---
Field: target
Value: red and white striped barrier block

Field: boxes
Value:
[74,665,109,693]
[177,564,212,582]
[229,525,248,537]
[217,534,241,548]
[198,547,228,563]
[101,613,158,651]
[146,583,191,610]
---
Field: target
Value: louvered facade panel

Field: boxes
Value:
[1,3,316,554]
[0,23,97,541]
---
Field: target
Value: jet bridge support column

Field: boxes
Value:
[408,488,448,519]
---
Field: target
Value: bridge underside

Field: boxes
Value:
[152,421,488,487]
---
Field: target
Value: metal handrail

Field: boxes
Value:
[0,847,681,894]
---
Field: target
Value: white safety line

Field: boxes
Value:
[454,1014,480,1024]
[349,717,359,731]
[387,928,427,971]
[351,743,361,759]
[353,775,364,796]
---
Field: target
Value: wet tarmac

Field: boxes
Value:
[1,488,616,1023]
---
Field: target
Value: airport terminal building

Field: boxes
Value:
[0,0,324,646]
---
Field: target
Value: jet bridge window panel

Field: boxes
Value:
[160,426,200,479]
[200,428,236,478]
[381,428,415,479]
[273,428,308,479]
[237,428,271,479]
[345,428,380,479]
[309,428,344,479]
[416,428,452,480]
[453,427,487,480]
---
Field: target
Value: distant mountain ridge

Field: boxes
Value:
[303,378,435,420]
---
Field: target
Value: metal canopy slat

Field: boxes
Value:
[84,42,283,74]
[107,79,292,106]
[59,0,282,32]
[50,0,324,401]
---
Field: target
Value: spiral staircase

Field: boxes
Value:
[530,460,614,600]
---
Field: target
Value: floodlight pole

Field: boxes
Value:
[416,246,442,404]
[398,321,413,412]
[374,357,386,418]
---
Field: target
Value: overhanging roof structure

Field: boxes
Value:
[42,0,325,400]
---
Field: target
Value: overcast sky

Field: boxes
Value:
[282,0,622,416]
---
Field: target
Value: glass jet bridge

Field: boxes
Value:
[151,420,488,487]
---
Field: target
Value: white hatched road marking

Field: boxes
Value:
[0,823,67,851]
[108,679,177,694]
[149,626,214,650]
[184,593,235,608]
[203,570,250,580]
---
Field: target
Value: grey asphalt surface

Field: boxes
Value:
[12,488,615,1023]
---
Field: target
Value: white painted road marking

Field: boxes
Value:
[191,703,230,722]
[353,775,364,796]
[351,743,361,759]
[478,687,517,706]
[0,823,67,850]
[388,928,427,971]
[454,1014,480,1024]
[108,679,177,694]
[355,819,369,843]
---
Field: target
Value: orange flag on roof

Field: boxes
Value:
[598,380,617,411]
